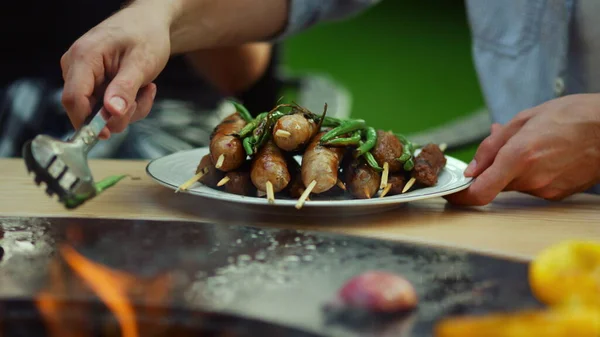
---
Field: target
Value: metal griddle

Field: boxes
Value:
[0,216,542,336]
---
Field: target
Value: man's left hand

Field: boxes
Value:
[445,94,600,206]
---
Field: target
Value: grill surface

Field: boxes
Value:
[0,216,541,336]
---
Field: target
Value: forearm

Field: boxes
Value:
[131,0,381,55]
[167,0,287,55]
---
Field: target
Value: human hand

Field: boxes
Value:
[60,1,176,139]
[445,94,600,206]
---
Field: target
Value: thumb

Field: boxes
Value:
[103,61,147,119]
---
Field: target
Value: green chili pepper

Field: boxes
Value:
[320,119,366,143]
[63,174,130,209]
[323,132,361,146]
[398,152,411,163]
[364,152,383,172]
[95,174,129,193]
[229,100,253,123]
[354,126,377,156]
[252,110,286,153]
[243,137,255,156]
[403,158,415,171]
[320,116,343,128]
[238,112,268,138]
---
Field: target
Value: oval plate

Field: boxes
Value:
[145,147,473,215]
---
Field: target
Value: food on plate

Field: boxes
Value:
[286,157,306,199]
[372,129,404,173]
[382,173,407,197]
[332,270,418,313]
[412,143,448,187]
[272,109,318,152]
[196,154,225,187]
[177,100,449,207]
[301,131,346,195]
[250,140,291,202]
[222,160,256,196]
[209,111,247,172]
[434,240,600,337]
[344,155,381,199]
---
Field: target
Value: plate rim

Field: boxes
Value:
[145,147,473,208]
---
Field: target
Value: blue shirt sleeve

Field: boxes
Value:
[273,0,381,40]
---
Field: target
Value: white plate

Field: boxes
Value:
[145,147,473,215]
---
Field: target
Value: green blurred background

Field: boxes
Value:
[280,0,484,162]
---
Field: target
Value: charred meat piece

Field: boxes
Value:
[209,112,247,172]
[196,154,225,187]
[250,140,291,193]
[286,157,305,199]
[301,132,345,194]
[412,143,447,186]
[372,130,404,173]
[272,113,318,152]
[224,170,255,196]
[344,157,381,199]
[386,173,407,196]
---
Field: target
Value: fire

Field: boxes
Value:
[36,243,171,337]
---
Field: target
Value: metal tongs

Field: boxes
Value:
[22,104,109,209]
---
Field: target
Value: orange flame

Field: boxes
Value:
[36,243,171,337]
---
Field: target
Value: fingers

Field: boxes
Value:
[130,83,157,123]
[103,60,147,119]
[101,83,156,135]
[464,115,530,178]
[106,102,137,134]
[61,63,97,130]
[446,144,524,206]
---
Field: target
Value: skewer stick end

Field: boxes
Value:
[336,179,346,191]
[215,154,225,169]
[296,180,316,210]
[380,183,392,198]
[176,168,208,193]
[217,176,230,187]
[266,181,275,204]
[402,177,416,194]
[439,143,447,152]
[380,162,389,190]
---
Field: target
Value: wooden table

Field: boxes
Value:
[2,158,599,261]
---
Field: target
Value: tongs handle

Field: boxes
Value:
[70,105,111,153]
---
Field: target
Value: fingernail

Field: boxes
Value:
[464,159,477,177]
[109,96,127,115]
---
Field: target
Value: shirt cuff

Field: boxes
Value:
[272,0,381,41]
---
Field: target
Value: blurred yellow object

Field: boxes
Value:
[529,240,600,307]
[434,306,600,337]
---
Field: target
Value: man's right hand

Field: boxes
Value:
[60,1,175,139]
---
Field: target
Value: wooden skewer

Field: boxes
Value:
[215,154,225,169]
[176,167,208,193]
[275,130,292,138]
[266,181,275,204]
[336,179,346,191]
[257,190,267,197]
[379,183,392,198]
[217,176,230,187]
[380,162,389,190]
[439,143,447,152]
[402,177,416,194]
[364,187,371,199]
[296,180,316,210]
